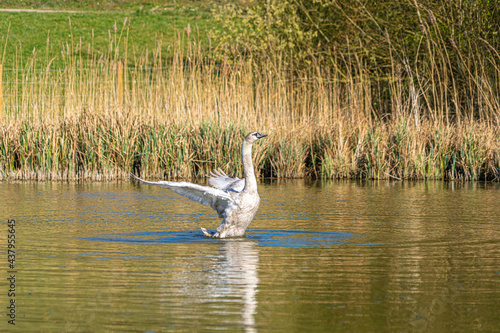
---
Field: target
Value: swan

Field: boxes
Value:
[130,132,267,238]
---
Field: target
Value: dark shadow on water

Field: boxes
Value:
[81,230,358,247]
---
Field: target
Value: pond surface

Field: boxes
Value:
[0,180,499,332]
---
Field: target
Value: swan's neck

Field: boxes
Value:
[242,141,257,193]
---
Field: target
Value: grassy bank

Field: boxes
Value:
[0,0,221,11]
[0,2,219,66]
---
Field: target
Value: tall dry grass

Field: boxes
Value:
[0,26,499,181]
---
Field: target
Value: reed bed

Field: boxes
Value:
[0,29,499,181]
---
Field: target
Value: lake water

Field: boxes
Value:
[1,180,499,332]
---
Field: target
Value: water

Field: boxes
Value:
[1,180,499,332]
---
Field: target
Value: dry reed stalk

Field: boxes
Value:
[0,29,499,181]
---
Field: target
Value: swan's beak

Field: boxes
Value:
[256,133,267,139]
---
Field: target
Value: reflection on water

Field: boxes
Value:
[0,180,499,331]
[214,241,259,333]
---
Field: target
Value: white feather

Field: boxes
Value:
[208,168,245,192]
[130,173,234,218]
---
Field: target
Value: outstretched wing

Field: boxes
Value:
[208,168,245,192]
[130,173,234,218]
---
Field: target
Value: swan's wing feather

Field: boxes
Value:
[208,168,243,192]
[130,173,233,217]
[226,179,245,192]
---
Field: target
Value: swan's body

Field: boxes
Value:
[130,132,266,238]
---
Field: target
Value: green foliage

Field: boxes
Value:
[212,0,500,69]
[212,1,320,65]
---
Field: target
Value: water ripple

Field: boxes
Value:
[81,229,357,247]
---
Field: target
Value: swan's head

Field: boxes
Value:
[245,132,267,144]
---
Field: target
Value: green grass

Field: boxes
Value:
[0,0,222,11]
[0,2,222,66]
